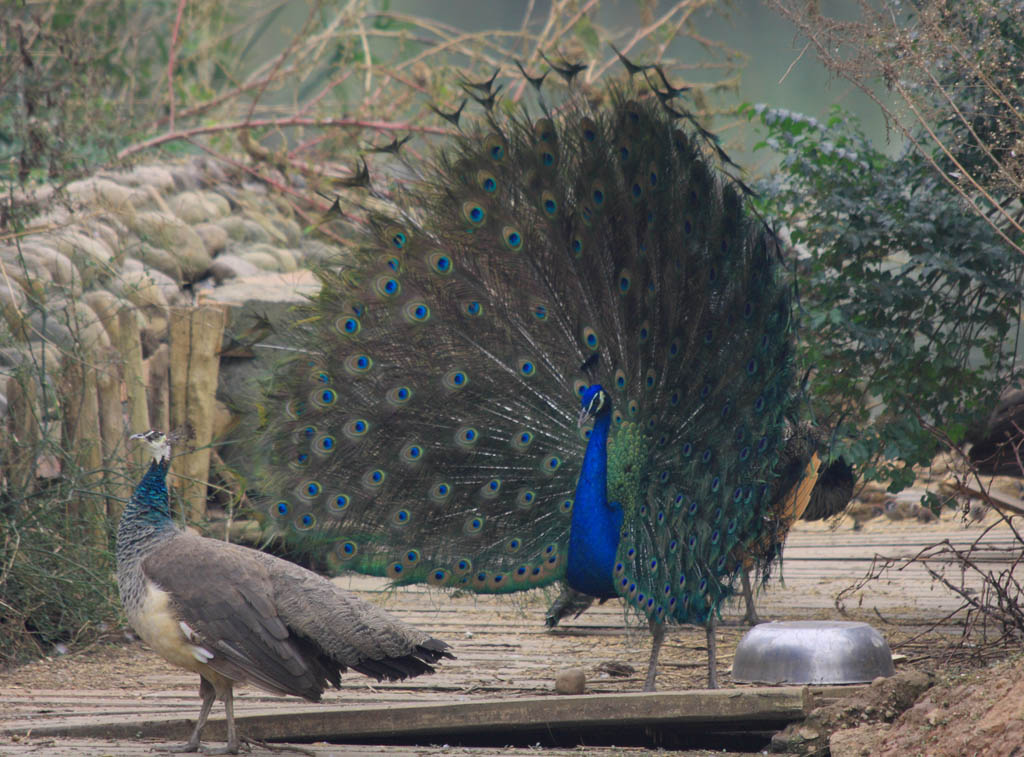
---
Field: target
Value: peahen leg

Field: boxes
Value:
[740,569,761,626]
[201,686,239,755]
[705,615,719,689]
[643,618,665,692]
[159,677,216,753]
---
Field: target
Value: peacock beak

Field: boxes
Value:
[578,406,593,428]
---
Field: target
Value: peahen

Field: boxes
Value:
[546,425,855,628]
[255,62,806,690]
[117,429,452,754]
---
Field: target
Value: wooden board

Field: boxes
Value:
[4,688,812,742]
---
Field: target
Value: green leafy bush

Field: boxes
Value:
[743,103,1023,491]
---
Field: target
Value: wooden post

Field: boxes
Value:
[168,305,226,524]
[146,342,170,433]
[60,349,105,540]
[4,372,41,494]
[117,308,150,467]
[96,346,127,519]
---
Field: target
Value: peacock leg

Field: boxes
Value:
[740,569,761,626]
[705,615,719,689]
[643,618,665,692]
[159,677,215,753]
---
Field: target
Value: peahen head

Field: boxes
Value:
[130,429,172,465]
[579,385,611,427]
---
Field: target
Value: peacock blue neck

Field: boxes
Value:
[566,407,622,599]
[121,459,174,530]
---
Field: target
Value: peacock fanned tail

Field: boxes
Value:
[256,84,798,626]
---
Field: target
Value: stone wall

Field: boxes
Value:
[1,156,340,524]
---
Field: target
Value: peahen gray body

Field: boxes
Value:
[255,62,806,690]
[117,430,452,754]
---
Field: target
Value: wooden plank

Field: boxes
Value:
[0,737,670,757]
[4,687,813,743]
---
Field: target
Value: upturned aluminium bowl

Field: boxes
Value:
[731,620,895,685]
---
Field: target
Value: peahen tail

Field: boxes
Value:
[253,69,799,630]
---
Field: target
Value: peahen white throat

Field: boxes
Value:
[254,59,806,690]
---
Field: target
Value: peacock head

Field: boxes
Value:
[130,429,172,465]
[578,385,611,427]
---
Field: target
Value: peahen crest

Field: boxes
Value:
[255,77,798,630]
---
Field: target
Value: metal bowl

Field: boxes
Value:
[731,620,895,685]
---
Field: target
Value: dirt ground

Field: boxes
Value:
[3,483,1024,755]
[821,654,1024,757]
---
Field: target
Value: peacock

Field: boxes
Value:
[254,58,807,690]
[545,426,855,628]
[117,429,452,754]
